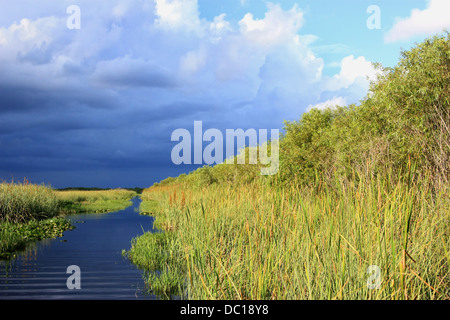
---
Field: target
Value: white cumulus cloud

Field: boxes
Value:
[0,0,380,132]
[385,0,450,43]
[238,3,303,48]
[333,55,379,89]
[154,0,202,33]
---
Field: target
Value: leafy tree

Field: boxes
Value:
[278,32,449,188]
[159,33,449,190]
[279,108,337,185]
[359,32,449,184]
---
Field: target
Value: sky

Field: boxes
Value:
[0,0,449,188]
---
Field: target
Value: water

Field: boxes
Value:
[0,197,156,300]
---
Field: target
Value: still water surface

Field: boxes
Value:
[0,197,156,300]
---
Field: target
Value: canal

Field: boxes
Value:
[0,197,156,300]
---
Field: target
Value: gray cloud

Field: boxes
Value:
[0,1,376,188]
[92,57,179,88]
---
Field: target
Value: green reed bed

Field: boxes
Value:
[124,186,185,298]
[0,180,59,223]
[0,180,73,259]
[124,231,185,299]
[128,174,449,300]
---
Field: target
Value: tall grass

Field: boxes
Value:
[129,173,449,300]
[0,180,72,259]
[0,179,59,223]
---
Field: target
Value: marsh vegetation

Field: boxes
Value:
[126,33,450,300]
[0,182,137,260]
[1,33,448,300]
[55,188,138,214]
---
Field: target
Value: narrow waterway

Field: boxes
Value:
[0,197,156,300]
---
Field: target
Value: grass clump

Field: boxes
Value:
[124,231,186,299]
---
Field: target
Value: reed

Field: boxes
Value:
[0,179,59,223]
[0,180,73,259]
[130,173,449,300]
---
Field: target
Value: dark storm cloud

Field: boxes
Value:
[0,1,376,187]
[0,85,51,113]
[92,57,179,88]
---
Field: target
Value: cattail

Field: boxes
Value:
[181,191,185,209]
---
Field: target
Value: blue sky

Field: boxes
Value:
[197,0,427,69]
[0,0,448,188]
